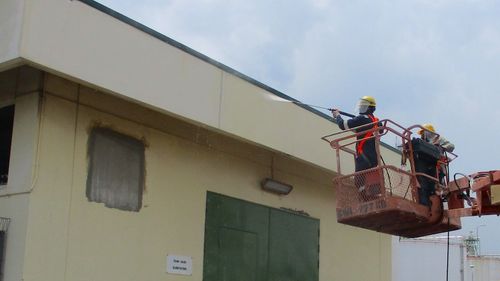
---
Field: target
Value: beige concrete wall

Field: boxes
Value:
[22,94,77,281]
[220,73,340,172]
[0,67,42,281]
[0,195,29,281]
[0,0,24,68]
[18,74,392,281]
[20,0,223,128]
[0,67,41,196]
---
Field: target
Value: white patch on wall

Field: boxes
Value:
[166,255,193,275]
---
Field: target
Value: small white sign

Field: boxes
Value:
[166,255,193,275]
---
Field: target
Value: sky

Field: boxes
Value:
[96,0,500,254]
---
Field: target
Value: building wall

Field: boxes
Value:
[0,67,41,281]
[0,0,23,68]
[467,256,500,281]
[0,0,416,279]
[0,195,29,281]
[13,73,392,281]
[392,237,466,281]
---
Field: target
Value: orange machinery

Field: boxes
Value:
[322,119,500,238]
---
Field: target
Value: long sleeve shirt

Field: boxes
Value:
[335,114,379,167]
[431,135,455,153]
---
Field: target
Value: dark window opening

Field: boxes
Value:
[0,106,15,185]
[86,127,145,212]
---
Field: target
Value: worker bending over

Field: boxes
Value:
[419,123,455,184]
[418,123,455,153]
[415,123,455,206]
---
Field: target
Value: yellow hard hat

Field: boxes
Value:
[360,96,376,106]
[418,123,436,135]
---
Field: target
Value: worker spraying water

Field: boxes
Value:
[331,96,380,171]
[331,96,381,197]
[267,94,381,188]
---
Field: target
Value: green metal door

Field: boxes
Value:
[268,209,320,281]
[204,193,269,281]
[203,192,319,281]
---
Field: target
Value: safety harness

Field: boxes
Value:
[356,114,379,156]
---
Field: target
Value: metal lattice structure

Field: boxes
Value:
[335,166,415,209]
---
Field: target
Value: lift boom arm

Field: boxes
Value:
[447,170,500,218]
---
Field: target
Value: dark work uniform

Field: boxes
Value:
[334,114,380,171]
[411,138,441,206]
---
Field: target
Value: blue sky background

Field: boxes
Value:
[97,0,500,254]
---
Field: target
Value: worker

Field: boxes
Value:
[332,96,381,196]
[332,96,380,171]
[419,123,455,183]
[415,123,455,206]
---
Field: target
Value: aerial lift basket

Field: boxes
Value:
[323,120,461,237]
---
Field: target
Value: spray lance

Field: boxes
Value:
[291,101,355,118]
[267,95,356,118]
